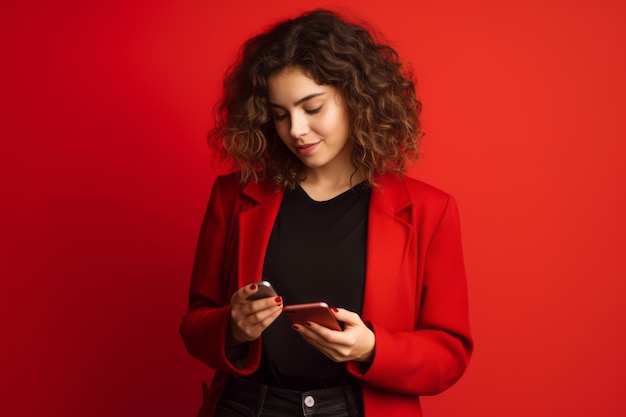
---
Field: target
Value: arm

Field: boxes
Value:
[348,196,473,395]
[179,176,263,375]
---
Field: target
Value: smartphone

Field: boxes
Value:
[246,281,278,300]
[283,302,342,331]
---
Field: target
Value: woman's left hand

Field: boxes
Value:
[292,308,375,363]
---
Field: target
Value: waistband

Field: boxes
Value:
[221,377,363,416]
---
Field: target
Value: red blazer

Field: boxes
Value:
[180,172,473,417]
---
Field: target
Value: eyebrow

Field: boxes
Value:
[269,92,326,109]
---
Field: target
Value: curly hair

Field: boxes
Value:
[208,9,422,189]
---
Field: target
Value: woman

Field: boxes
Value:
[181,9,472,417]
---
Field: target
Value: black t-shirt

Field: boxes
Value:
[245,183,370,389]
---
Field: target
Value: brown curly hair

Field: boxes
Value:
[208,9,422,189]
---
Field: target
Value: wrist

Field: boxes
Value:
[358,329,376,363]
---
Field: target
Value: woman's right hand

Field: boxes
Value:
[228,283,283,344]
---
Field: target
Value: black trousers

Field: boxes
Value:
[214,377,364,417]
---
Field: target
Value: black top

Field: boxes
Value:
[245,183,370,389]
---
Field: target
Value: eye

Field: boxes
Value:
[305,106,322,115]
[273,113,289,121]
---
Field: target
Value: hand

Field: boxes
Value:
[292,308,375,363]
[229,283,283,344]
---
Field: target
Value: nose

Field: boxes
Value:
[289,111,309,138]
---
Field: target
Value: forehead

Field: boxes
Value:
[267,67,331,103]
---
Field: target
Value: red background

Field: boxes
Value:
[2,0,625,416]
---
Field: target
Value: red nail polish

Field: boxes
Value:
[250,284,257,290]
[332,307,339,313]
[275,296,282,304]
[292,324,300,330]
[305,321,312,327]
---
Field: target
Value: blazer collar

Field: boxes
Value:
[370,174,413,216]
[241,174,412,211]
[241,177,280,204]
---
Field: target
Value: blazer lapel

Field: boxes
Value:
[362,176,414,324]
[237,180,284,288]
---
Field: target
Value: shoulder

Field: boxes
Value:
[211,171,277,202]
[212,171,243,190]
[400,175,451,200]
[375,174,454,208]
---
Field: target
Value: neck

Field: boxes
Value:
[300,168,365,201]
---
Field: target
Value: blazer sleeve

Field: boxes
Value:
[179,176,262,375]
[348,195,473,395]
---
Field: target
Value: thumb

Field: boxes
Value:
[330,307,360,325]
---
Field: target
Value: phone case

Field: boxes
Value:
[283,302,342,331]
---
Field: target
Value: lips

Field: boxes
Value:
[295,141,320,155]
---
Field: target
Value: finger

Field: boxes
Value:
[241,295,283,317]
[255,295,283,309]
[245,301,283,325]
[257,304,283,327]
[231,292,281,319]
[295,329,343,362]
[232,282,261,304]
[244,282,259,298]
[231,303,283,342]
[330,307,360,325]
[231,296,282,330]
[293,321,342,347]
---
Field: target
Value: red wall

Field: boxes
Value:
[2,1,625,416]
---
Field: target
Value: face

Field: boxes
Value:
[267,67,352,177]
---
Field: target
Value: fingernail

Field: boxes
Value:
[305,321,312,327]
[332,307,339,313]
[274,296,282,304]
[250,284,257,290]
[292,324,300,330]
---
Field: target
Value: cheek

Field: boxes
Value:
[326,113,349,138]
[312,114,334,135]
